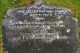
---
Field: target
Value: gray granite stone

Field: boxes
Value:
[2,0,78,53]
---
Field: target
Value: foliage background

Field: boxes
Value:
[0,0,80,53]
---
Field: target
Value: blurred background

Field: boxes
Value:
[0,0,80,53]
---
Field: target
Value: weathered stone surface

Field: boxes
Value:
[2,0,78,53]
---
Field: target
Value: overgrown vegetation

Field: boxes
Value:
[0,0,80,52]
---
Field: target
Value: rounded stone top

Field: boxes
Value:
[34,0,43,5]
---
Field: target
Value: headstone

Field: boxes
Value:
[2,0,78,53]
